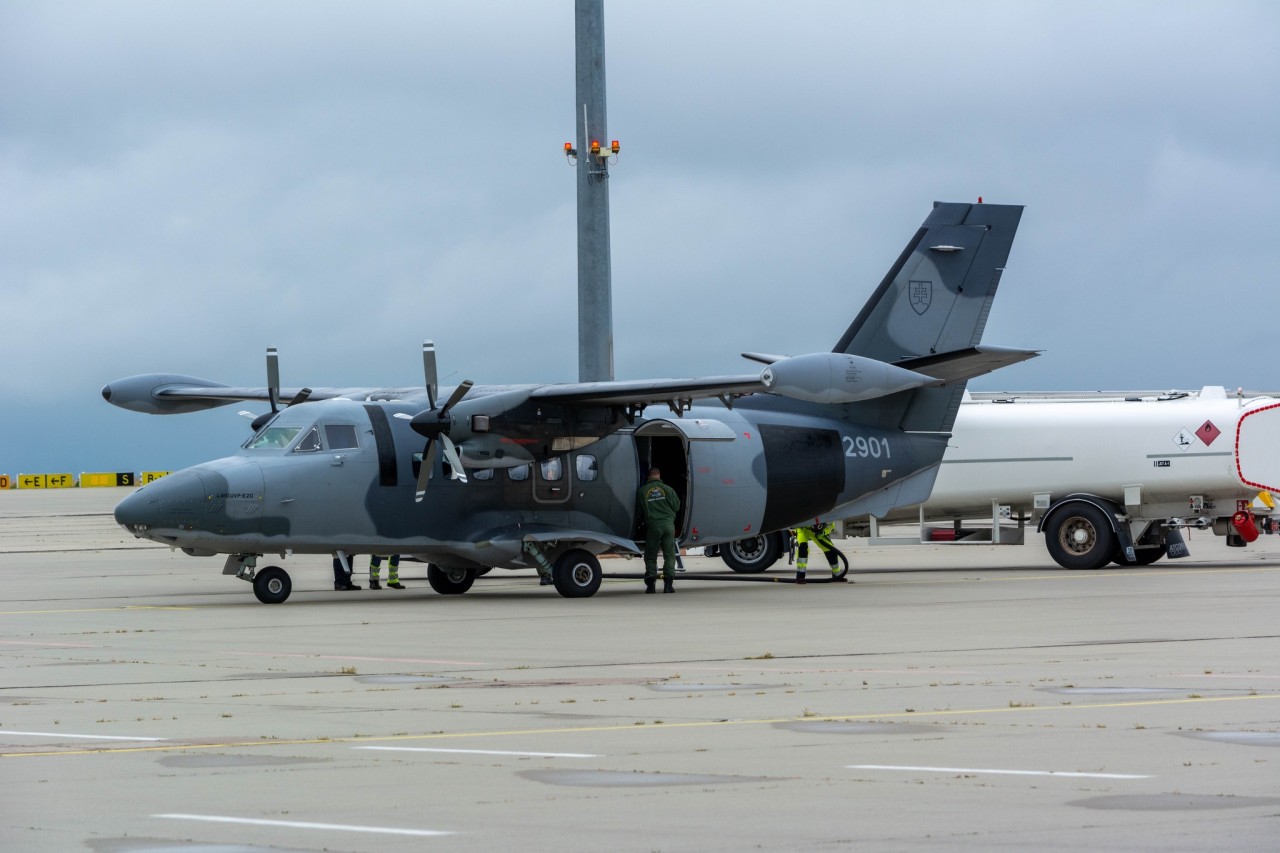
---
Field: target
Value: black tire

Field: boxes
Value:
[427,564,475,595]
[720,533,783,573]
[1044,503,1117,570]
[553,549,602,598]
[1113,545,1167,567]
[253,566,291,604]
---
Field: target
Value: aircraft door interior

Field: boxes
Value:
[632,434,689,539]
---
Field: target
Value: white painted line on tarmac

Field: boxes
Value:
[2,730,166,742]
[356,746,598,758]
[848,764,1150,779]
[154,814,454,837]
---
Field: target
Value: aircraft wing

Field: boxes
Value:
[527,375,766,407]
[100,374,426,415]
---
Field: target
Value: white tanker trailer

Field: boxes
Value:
[711,386,1280,571]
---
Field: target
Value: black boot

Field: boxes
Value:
[644,578,656,594]
[663,579,674,594]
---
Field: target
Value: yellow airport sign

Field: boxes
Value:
[17,473,75,489]
[80,472,138,488]
[141,471,170,484]
[0,474,10,490]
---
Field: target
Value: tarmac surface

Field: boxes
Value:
[3,488,1279,852]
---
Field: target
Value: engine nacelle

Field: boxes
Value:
[759,353,935,404]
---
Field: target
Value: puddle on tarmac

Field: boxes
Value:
[519,769,772,788]
[774,720,938,735]
[1041,686,1181,695]
[1171,730,1280,747]
[157,754,327,769]
[90,842,307,853]
[355,674,458,685]
[648,683,780,693]
[1071,793,1280,811]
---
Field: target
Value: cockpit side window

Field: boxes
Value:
[324,424,359,450]
[247,426,302,450]
[292,426,322,453]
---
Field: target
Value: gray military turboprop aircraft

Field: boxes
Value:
[104,201,1032,602]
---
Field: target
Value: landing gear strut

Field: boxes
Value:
[224,554,293,604]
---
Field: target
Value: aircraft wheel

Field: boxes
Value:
[1045,504,1116,570]
[553,549,602,598]
[427,564,476,595]
[720,533,782,573]
[1113,545,1167,567]
[253,566,291,604]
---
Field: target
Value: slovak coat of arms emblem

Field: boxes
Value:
[909,279,932,315]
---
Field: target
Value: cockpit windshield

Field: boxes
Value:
[247,426,303,449]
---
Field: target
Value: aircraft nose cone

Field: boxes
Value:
[114,471,206,533]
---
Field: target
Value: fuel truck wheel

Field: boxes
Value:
[253,566,291,604]
[1045,504,1117,570]
[720,533,783,573]
[427,564,476,595]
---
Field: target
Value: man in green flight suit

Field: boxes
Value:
[638,467,681,594]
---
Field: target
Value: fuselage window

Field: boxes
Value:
[540,457,564,481]
[473,468,494,481]
[575,454,599,482]
[325,424,359,450]
[292,427,323,453]
[248,426,302,449]
[508,464,530,482]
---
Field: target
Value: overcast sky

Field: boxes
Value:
[3,1,1278,476]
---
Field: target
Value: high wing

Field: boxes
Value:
[103,350,1034,417]
[528,374,765,407]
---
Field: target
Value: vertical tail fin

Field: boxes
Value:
[833,201,1024,431]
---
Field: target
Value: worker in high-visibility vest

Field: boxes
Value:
[794,522,847,585]
[369,555,405,590]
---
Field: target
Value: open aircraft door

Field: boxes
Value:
[633,417,754,546]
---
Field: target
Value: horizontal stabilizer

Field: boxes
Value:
[895,346,1039,383]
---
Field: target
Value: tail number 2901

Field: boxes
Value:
[843,434,891,459]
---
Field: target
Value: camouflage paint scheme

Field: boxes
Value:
[106,202,1030,600]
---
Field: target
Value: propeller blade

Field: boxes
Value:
[266,347,280,413]
[440,434,468,483]
[439,380,473,417]
[414,439,439,503]
[422,341,438,411]
[287,387,312,407]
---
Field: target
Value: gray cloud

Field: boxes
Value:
[2,0,1278,474]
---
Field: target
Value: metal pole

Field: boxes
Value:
[574,0,613,382]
